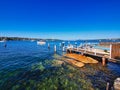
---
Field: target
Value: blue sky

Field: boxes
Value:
[0,0,120,40]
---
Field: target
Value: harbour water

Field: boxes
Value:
[0,41,120,90]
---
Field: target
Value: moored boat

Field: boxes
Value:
[0,39,6,43]
[37,40,46,45]
[31,40,35,42]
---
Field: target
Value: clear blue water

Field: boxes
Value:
[0,41,120,90]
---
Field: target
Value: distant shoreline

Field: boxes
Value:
[0,37,62,41]
[0,36,120,42]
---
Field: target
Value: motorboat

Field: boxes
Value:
[0,39,6,43]
[0,40,5,43]
[37,40,46,45]
[31,40,35,42]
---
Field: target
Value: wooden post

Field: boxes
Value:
[63,46,65,52]
[48,43,50,49]
[54,45,56,52]
[81,51,84,55]
[94,49,96,55]
[75,42,77,48]
[66,49,67,53]
[85,44,87,53]
[66,49,69,53]
[77,46,78,51]
[70,49,72,53]
[110,44,112,59]
[84,47,86,53]
[106,82,109,90]
[102,56,106,66]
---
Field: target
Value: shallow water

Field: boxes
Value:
[0,41,120,90]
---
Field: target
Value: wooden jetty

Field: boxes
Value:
[66,43,120,65]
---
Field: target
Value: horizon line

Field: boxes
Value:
[1,36,120,41]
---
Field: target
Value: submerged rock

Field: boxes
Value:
[114,78,120,90]
[52,60,64,66]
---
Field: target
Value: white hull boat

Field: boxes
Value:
[0,40,6,43]
[37,41,46,45]
[0,40,5,43]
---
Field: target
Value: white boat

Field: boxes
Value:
[0,40,5,42]
[0,34,6,42]
[31,40,35,42]
[0,39,6,43]
[37,41,46,45]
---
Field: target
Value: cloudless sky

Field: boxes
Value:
[0,0,120,40]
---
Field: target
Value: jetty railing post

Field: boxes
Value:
[59,43,61,48]
[77,46,78,51]
[81,52,84,55]
[75,42,77,48]
[102,56,106,66]
[54,45,56,52]
[106,82,109,90]
[110,44,112,59]
[85,43,87,53]
[48,43,50,49]
[84,46,86,53]
[94,49,96,55]
[63,46,65,52]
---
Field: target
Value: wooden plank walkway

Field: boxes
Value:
[67,48,120,63]
[69,48,110,58]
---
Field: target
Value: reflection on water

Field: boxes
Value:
[0,41,120,90]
